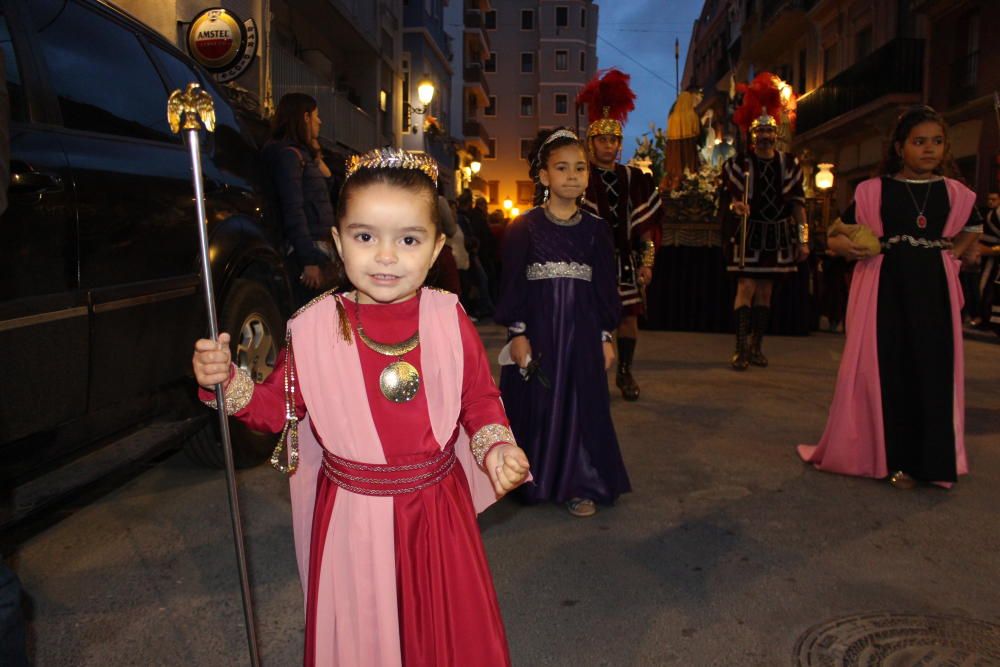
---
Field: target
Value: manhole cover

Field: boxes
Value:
[792,612,1000,666]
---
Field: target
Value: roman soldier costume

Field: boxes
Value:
[578,69,663,400]
[721,77,806,369]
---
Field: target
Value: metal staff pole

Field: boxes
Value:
[739,159,750,270]
[168,83,261,667]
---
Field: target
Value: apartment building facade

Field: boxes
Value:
[684,0,998,208]
[403,0,457,193]
[444,0,494,199]
[478,0,598,210]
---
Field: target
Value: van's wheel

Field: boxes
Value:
[185,279,284,469]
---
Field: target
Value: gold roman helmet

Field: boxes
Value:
[576,69,635,140]
[588,108,623,139]
[749,112,778,136]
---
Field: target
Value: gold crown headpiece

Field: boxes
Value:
[542,128,580,147]
[345,148,439,186]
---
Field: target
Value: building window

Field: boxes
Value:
[581,8,587,28]
[555,50,568,71]
[488,180,499,203]
[520,95,534,116]
[520,138,534,160]
[854,26,872,63]
[485,10,496,30]
[579,51,586,72]
[554,93,568,115]
[484,95,496,116]
[822,43,837,82]
[521,9,534,30]
[484,51,496,73]
[521,52,534,73]
[516,180,535,205]
[486,138,496,159]
[556,6,568,27]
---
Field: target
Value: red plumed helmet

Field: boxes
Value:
[733,71,785,135]
[576,68,636,137]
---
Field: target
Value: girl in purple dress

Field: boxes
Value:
[495,128,629,517]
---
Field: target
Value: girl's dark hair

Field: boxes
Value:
[271,93,318,155]
[527,127,587,205]
[880,105,954,177]
[336,167,441,235]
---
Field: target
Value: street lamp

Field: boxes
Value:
[406,78,436,127]
[815,163,835,231]
[503,197,513,211]
[815,163,834,191]
[470,160,481,175]
[417,80,435,108]
[510,207,520,218]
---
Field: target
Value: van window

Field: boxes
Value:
[0,12,27,122]
[29,0,173,142]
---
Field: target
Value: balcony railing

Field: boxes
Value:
[330,0,377,39]
[463,10,491,53]
[796,38,924,135]
[760,0,816,24]
[463,120,490,145]
[464,10,484,29]
[949,51,979,106]
[463,65,491,98]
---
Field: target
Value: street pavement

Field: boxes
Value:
[9,328,1000,666]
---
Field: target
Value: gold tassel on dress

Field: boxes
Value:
[335,295,353,344]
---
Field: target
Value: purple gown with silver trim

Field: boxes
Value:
[495,206,630,504]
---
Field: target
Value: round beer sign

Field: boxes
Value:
[186,9,257,82]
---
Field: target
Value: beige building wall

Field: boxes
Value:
[481,0,597,211]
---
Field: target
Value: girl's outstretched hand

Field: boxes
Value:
[485,443,530,496]
[510,335,532,368]
[193,333,232,391]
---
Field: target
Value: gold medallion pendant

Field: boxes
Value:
[349,292,422,403]
[379,360,421,403]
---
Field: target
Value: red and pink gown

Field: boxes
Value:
[202,289,514,666]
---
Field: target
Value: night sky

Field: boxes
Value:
[594,0,702,160]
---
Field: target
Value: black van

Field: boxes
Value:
[0,0,291,526]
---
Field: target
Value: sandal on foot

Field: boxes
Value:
[888,470,916,490]
[566,498,597,517]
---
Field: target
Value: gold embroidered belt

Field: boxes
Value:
[321,443,457,496]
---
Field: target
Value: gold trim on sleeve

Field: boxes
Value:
[470,423,516,467]
[202,367,255,416]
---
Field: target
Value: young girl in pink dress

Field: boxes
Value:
[799,106,982,488]
[192,148,530,666]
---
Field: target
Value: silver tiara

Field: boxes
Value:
[345,147,438,186]
[541,129,580,148]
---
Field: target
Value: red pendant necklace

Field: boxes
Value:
[900,177,936,229]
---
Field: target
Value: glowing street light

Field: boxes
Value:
[470,160,481,174]
[815,163,835,191]
[503,197,513,210]
[510,207,520,218]
[417,80,436,107]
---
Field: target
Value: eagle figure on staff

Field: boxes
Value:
[167,82,216,133]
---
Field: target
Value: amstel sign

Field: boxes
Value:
[186,8,258,82]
